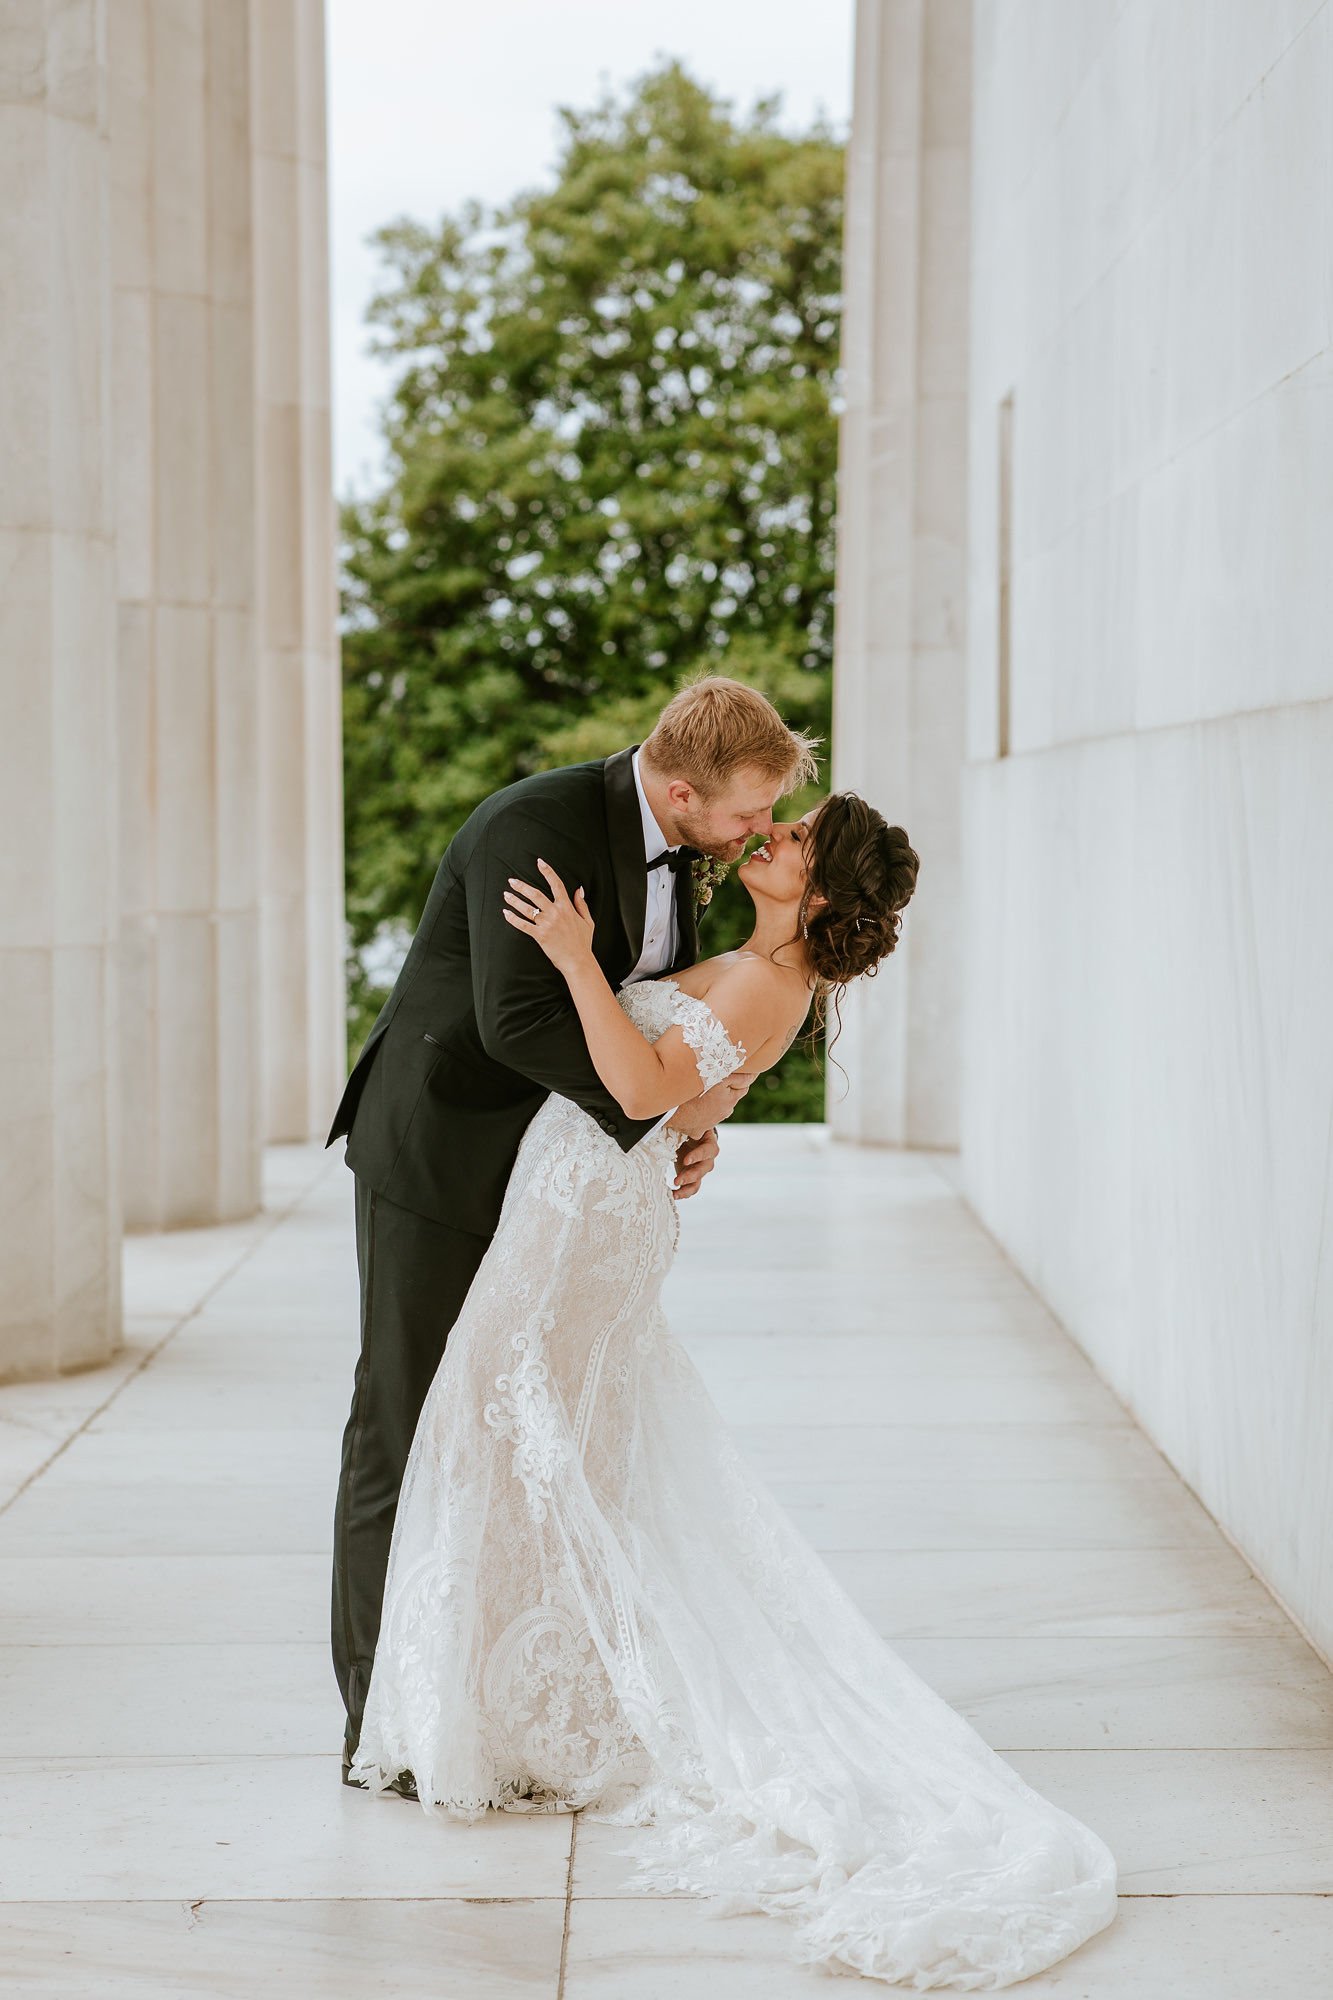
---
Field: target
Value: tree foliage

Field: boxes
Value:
[342,63,844,1118]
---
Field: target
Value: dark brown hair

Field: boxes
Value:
[797,792,920,1043]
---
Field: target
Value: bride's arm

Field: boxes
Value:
[503,860,785,1120]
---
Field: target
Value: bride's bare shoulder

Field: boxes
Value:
[673,954,810,1063]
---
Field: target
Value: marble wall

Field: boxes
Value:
[831,0,971,1149]
[0,1,343,1376]
[959,0,1333,1659]
[0,4,122,1375]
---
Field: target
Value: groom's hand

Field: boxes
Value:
[672,1128,719,1201]
[668,1069,756,1197]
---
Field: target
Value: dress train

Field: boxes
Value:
[351,978,1117,1988]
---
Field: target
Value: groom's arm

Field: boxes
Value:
[465,813,662,1153]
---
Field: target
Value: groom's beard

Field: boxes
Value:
[672,809,752,866]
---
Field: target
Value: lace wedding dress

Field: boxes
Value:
[351,977,1118,1987]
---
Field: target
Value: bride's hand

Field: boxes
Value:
[669,1072,755,1138]
[503,859,596,974]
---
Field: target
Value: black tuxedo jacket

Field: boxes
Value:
[327,746,700,1237]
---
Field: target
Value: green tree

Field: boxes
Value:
[342,62,843,1118]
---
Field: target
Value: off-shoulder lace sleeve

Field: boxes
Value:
[668,985,748,1092]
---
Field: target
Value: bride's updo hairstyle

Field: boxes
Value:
[796,792,919,1039]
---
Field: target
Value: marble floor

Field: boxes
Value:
[2,1130,1331,1996]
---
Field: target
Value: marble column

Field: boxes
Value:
[111,0,262,1228]
[0,5,122,1376]
[829,0,970,1148]
[250,0,346,1143]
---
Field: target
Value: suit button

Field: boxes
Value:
[599,1117,614,1133]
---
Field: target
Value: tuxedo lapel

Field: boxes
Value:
[602,745,647,967]
[671,864,699,972]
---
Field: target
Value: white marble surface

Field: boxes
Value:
[770,1473,1222,1551]
[110,0,266,1232]
[0,1755,570,1902]
[824,1545,1288,1638]
[0,0,344,1285]
[0,4,121,1380]
[891,1634,1333,1750]
[958,0,1333,1671]
[0,1900,566,2000]
[735,1420,1173,1483]
[559,1890,1333,1999]
[251,0,347,1148]
[0,1642,338,1759]
[1,1132,1330,1995]
[829,0,971,1151]
[1010,1748,1333,1893]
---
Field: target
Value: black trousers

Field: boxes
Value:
[331,1175,491,1755]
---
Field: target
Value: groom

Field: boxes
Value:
[327,675,816,1787]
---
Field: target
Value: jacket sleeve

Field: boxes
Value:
[465,811,663,1154]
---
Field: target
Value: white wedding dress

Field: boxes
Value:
[351,977,1118,1988]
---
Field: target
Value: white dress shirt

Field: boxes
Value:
[626,748,680,983]
[626,748,683,1138]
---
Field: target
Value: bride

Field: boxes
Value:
[349,790,1118,1988]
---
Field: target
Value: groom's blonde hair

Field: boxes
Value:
[641,676,819,799]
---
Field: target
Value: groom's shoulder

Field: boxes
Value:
[467,754,615,843]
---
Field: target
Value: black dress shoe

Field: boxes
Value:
[341,1747,419,1801]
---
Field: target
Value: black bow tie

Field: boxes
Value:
[647,847,695,878]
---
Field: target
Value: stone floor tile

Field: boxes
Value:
[690,1327,1101,1386]
[86,1374,350,1431]
[563,1885,1333,1996]
[0,1756,573,1900]
[560,1896,846,1997]
[893,1633,1333,1748]
[697,1356,1126,1427]
[827,1545,1288,1636]
[772,1474,1221,1551]
[0,1480,334,1556]
[0,1420,59,1501]
[0,1897,566,1998]
[0,1554,328,1643]
[0,1643,342,1758]
[571,1816,706,1899]
[131,1355,353,1408]
[1010,1748,1333,1892]
[1012,1892,1333,1995]
[668,1288,1073,1340]
[734,1420,1174,1483]
[0,1339,156,1439]
[121,1222,274,1321]
[34,1428,340,1487]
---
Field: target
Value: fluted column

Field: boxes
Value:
[111,0,262,1227]
[0,5,122,1376]
[250,0,346,1142]
[830,0,970,1147]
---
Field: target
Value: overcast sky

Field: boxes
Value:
[326,0,854,498]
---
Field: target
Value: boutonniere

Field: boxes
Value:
[690,853,730,914]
